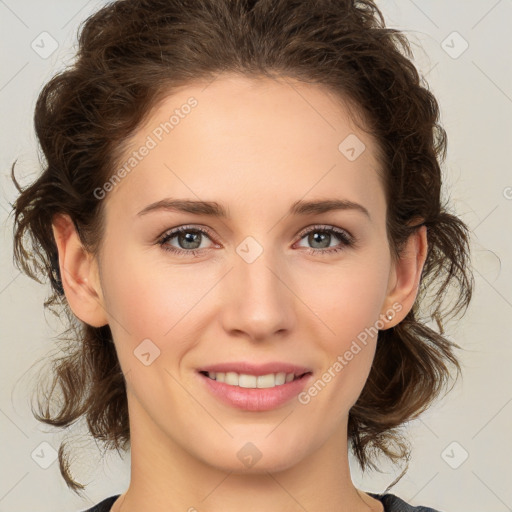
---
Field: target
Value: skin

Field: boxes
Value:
[52,74,427,512]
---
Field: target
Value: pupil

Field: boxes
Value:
[181,231,200,249]
[311,231,329,249]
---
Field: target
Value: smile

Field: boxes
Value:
[201,371,306,389]
[197,366,313,411]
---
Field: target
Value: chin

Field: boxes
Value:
[195,434,311,475]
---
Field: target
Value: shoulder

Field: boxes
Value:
[369,492,445,512]
[79,495,120,512]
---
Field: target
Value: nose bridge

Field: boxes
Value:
[223,235,294,339]
[236,235,287,305]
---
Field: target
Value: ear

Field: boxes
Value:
[51,213,108,327]
[381,224,428,328]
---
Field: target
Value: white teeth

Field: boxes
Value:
[256,373,277,388]
[225,371,239,386]
[274,372,286,385]
[205,371,299,388]
[239,374,257,388]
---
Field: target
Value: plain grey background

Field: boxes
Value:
[1,1,511,511]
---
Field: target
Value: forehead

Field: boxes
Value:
[104,74,385,221]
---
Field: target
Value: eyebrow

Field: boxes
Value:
[137,198,371,220]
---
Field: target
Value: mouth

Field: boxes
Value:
[198,370,311,389]
[196,364,314,411]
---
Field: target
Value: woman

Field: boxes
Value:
[11,0,473,511]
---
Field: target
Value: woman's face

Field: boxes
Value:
[95,74,400,473]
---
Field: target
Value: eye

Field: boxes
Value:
[158,225,216,257]
[157,224,356,258]
[295,224,355,256]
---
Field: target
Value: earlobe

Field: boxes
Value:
[51,213,109,327]
[381,225,428,328]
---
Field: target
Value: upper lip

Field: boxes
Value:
[197,362,312,377]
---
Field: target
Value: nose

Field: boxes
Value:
[219,243,295,342]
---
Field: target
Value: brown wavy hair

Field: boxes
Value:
[10,0,473,495]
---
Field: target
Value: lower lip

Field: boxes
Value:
[198,372,312,411]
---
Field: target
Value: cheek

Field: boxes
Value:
[295,255,390,345]
[293,255,389,405]
[298,272,384,420]
[100,246,203,335]
[99,246,226,382]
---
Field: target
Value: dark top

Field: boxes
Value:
[81,493,443,512]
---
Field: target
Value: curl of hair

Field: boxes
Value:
[11,0,473,494]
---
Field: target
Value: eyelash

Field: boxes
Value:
[157,224,356,258]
